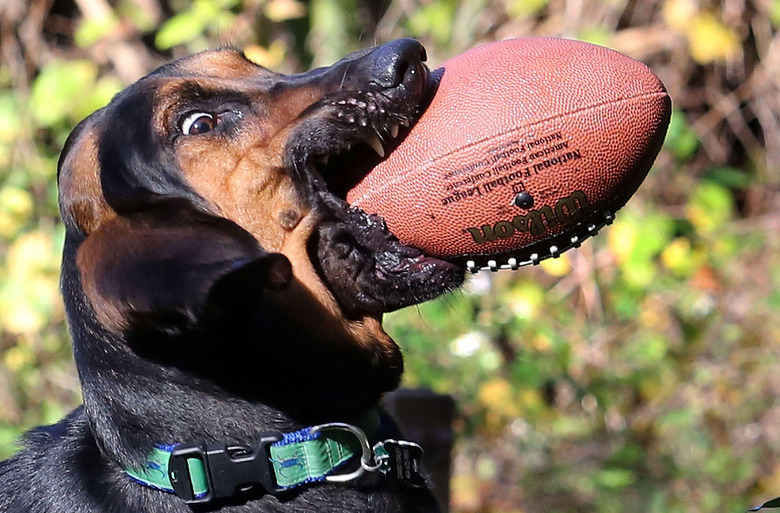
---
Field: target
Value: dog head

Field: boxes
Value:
[57,40,463,407]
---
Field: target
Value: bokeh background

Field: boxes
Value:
[1,0,779,511]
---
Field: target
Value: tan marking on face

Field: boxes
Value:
[58,126,116,235]
[154,68,327,252]
[272,214,398,354]
[147,49,395,349]
[178,50,276,80]
[172,120,302,252]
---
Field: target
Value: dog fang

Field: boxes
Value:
[368,136,385,157]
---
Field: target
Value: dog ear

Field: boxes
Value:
[57,113,117,237]
[75,198,292,336]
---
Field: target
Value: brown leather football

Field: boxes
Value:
[346,38,671,272]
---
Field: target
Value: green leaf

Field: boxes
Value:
[705,166,752,190]
[596,468,636,490]
[628,335,668,365]
[118,0,158,32]
[155,10,207,50]
[76,76,123,121]
[407,1,455,45]
[309,0,358,66]
[506,0,549,18]
[772,0,780,28]
[74,14,119,47]
[686,180,734,234]
[578,27,613,48]
[29,60,99,127]
[664,109,699,161]
[0,93,22,143]
[0,426,22,460]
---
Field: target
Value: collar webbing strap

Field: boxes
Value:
[125,446,209,497]
[124,412,379,504]
[269,426,357,488]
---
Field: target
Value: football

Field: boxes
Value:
[346,37,671,272]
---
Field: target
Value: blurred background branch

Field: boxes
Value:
[1,1,779,512]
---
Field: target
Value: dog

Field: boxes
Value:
[0,39,464,512]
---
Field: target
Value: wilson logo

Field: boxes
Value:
[465,191,590,245]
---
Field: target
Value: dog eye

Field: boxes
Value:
[181,112,217,135]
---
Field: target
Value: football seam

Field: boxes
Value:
[348,90,669,207]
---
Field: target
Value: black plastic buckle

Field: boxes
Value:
[168,432,285,504]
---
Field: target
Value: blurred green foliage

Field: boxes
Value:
[1,0,779,512]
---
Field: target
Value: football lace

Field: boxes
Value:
[464,209,615,273]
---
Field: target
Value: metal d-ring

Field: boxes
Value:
[309,422,381,483]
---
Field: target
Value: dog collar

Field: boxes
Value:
[124,416,426,504]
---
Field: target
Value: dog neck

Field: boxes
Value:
[72,319,398,473]
[64,288,398,475]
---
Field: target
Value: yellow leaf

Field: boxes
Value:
[478,378,519,418]
[1,300,45,335]
[518,389,544,412]
[7,230,55,278]
[687,13,741,63]
[450,474,481,510]
[660,236,692,275]
[663,0,698,34]
[0,187,33,238]
[506,0,548,19]
[0,186,33,217]
[607,218,637,265]
[540,252,571,277]
[264,0,306,22]
[243,41,288,69]
[531,333,552,352]
[506,282,544,320]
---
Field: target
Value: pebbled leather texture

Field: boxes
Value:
[347,37,672,266]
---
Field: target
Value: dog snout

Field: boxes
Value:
[298,39,428,95]
[366,38,428,89]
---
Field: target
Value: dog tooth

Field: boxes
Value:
[400,119,410,127]
[367,136,385,157]
[389,124,399,138]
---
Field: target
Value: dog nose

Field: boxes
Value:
[369,39,428,88]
